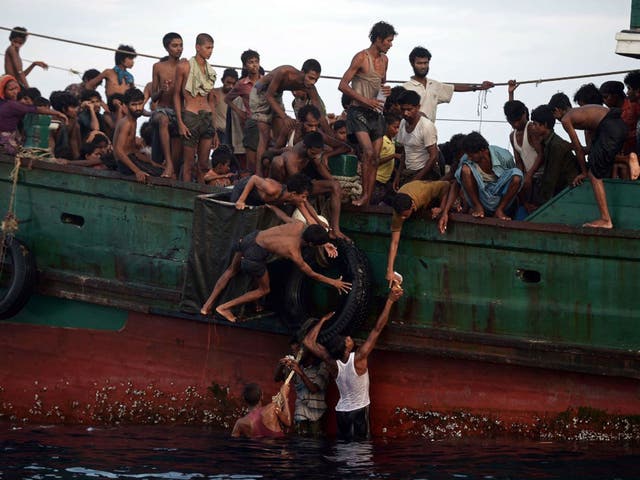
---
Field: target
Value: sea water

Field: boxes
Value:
[1,423,639,479]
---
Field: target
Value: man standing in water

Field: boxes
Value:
[339,21,397,207]
[174,33,219,183]
[232,382,292,438]
[303,284,404,441]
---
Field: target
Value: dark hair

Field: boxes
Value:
[298,104,321,122]
[548,92,572,112]
[409,46,432,63]
[107,93,126,111]
[462,131,489,153]
[115,44,136,66]
[397,90,421,106]
[286,173,313,194]
[323,335,347,360]
[81,69,100,82]
[392,193,413,213]
[140,121,153,146]
[503,100,529,123]
[384,112,401,126]
[624,70,640,90]
[439,133,467,165]
[49,91,79,112]
[81,89,102,102]
[573,83,603,105]
[80,142,100,158]
[387,86,407,105]
[241,49,260,65]
[301,58,321,74]
[302,132,324,149]
[35,97,49,107]
[242,383,261,407]
[17,87,41,102]
[531,104,556,129]
[332,119,347,131]
[210,148,233,167]
[222,68,239,81]
[196,33,214,45]
[162,32,182,49]
[302,224,330,245]
[123,88,144,105]
[369,21,397,43]
[599,80,625,98]
[9,27,27,41]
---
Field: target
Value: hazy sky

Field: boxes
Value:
[3,0,638,148]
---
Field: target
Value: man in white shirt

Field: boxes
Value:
[394,90,440,188]
[402,46,494,123]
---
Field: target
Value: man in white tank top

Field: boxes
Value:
[303,285,404,440]
[503,100,543,209]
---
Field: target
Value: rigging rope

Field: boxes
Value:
[1,26,637,86]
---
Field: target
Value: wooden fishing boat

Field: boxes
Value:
[0,153,638,439]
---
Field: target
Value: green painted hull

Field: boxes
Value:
[0,155,638,379]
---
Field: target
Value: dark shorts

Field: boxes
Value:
[336,405,370,441]
[230,175,265,206]
[243,118,259,151]
[589,109,627,179]
[182,110,215,148]
[236,230,269,277]
[152,107,180,137]
[118,153,163,177]
[346,106,385,143]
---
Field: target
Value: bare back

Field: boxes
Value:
[255,222,305,259]
[258,65,305,95]
[562,105,609,132]
[4,45,22,79]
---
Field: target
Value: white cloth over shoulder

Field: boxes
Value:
[335,352,370,412]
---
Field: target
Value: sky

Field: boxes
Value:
[3,0,639,149]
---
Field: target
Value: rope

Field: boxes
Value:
[0,156,23,275]
[272,348,304,408]
[2,26,636,86]
[333,175,362,203]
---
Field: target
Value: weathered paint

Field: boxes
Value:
[1,156,639,432]
[1,306,639,439]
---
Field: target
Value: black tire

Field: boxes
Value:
[0,236,36,319]
[283,239,372,343]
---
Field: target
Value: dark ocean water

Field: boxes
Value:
[1,424,639,480]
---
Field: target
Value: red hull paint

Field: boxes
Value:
[1,312,639,437]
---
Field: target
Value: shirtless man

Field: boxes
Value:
[548,92,640,228]
[339,21,397,207]
[231,382,291,438]
[269,132,348,240]
[231,173,326,227]
[174,33,219,183]
[85,45,137,97]
[250,60,323,176]
[200,214,351,322]
[150,32,183,179]
[112,88,163,183]
[4,27,48,88]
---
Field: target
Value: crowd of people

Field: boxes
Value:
[4,22,640,440]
